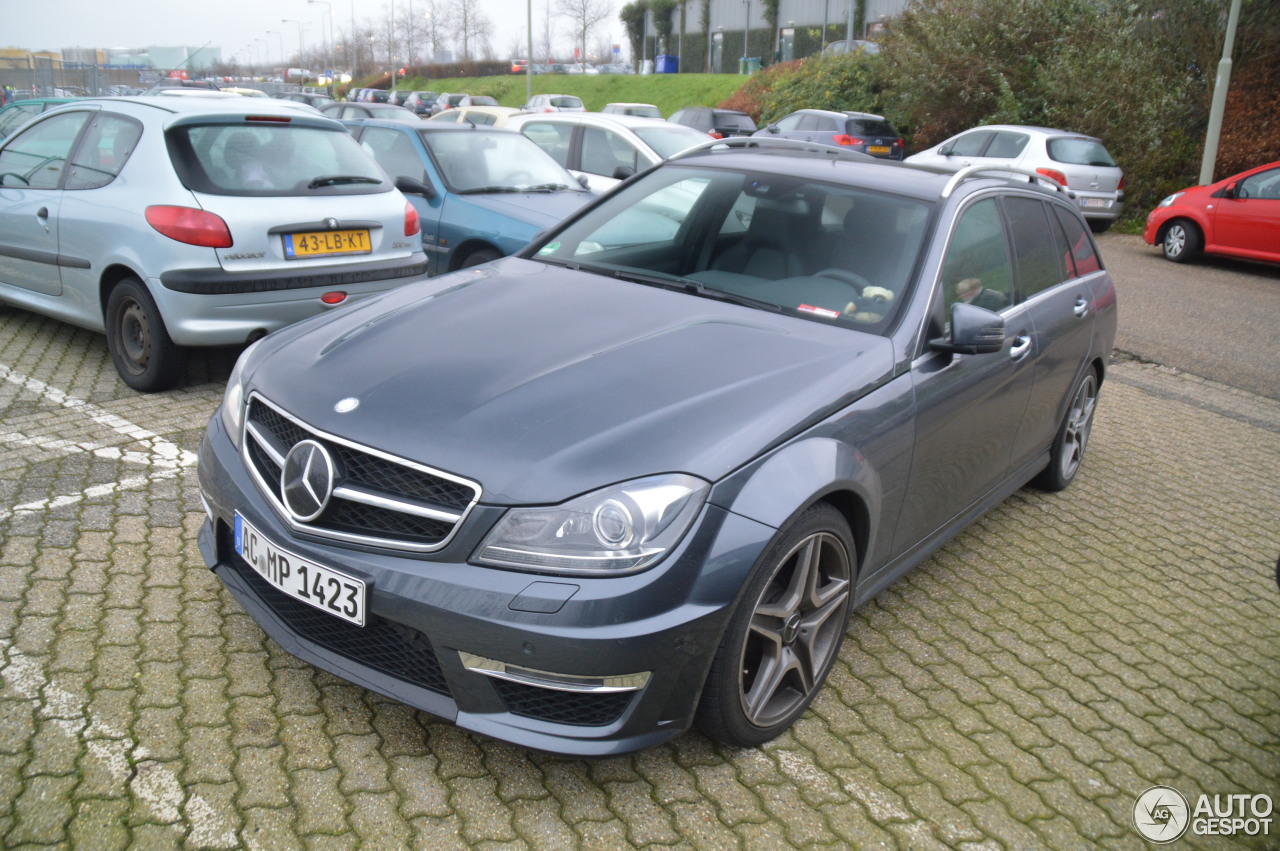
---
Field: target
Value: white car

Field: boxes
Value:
[522,94,586,113]
[0,96,426,390]
[905,124,1125,232]
[505,112,708,192]
[602,102,662,118]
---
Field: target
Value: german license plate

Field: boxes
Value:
[868,145,891,154]
[234,512,366,626]
[1082,198,1109,208]
[283,229,371,259]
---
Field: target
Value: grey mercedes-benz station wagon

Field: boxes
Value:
[197,140,1117,756]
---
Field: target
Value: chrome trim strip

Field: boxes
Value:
[332,483,462,523]
[458,651,651,694]
[245,420,286,466]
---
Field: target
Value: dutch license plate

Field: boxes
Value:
[234,512,366,626]
[1082,198,1109,208]
[868,145,891,154]
[284,229,371,259]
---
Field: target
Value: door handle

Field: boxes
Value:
[1009,335,1032,360]
[1073,297,1090,318]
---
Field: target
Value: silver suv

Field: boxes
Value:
[0,95,426,390]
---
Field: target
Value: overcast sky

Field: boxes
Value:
[8,0,623,65]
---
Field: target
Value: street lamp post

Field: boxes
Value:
[283,19,305,69]
[267,30,284,67]
[309,0,332,81]
[742,0,750,71]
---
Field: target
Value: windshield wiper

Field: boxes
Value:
[308,175,382,188]
[456,185,526,194]
[519,182,572,192]
[609,269,781,312]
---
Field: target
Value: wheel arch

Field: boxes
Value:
[715,436,879,577]
[448,240,503,271]
[98,263,145,316]
[1155,214,1204,247]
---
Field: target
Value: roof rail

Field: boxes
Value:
[938,164,1074,199]
[668,135,880,165]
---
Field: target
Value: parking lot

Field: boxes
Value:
[0,258,1277,847]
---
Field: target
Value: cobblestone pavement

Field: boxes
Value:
[0,307,1277,850]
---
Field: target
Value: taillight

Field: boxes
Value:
[833,135,865,146]
[145,206,232,248]
[1036,167,1068,186]
[404,202,420,236]
[709,131,724,140]
[1118,175,1126,191]
[894,138,904,147]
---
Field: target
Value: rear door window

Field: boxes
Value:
[984,131,1029,159]
[1003,197,1065,300]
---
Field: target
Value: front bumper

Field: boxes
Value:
[196,412,777,756]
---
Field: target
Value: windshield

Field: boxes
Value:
[1047,138,1116,167]
[634,125,709,159]
[420,129,585,192]
[530,164,932,333]
[169,122,387,196]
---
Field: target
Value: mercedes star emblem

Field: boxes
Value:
[281,439,336,522]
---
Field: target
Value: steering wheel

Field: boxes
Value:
[813,267,873,293]
[0,172,30,186]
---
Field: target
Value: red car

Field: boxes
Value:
[1144,161,1280,264]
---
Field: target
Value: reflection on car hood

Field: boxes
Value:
[456,190,593,229]
[246,257,894,504]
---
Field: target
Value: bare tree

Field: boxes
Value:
[420,0,455,62]
[453,0,494,60]
[560,0,611,66]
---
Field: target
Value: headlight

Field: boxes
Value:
[219,339,261,450]
[1158,192,1185,207]
[474,474,710,575]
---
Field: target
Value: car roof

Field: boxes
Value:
[344,117,505,135]
[511,112,672,130]
[962,124,1100,140]
[45,95,342,126]
[790,108,888,121]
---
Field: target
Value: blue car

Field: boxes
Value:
[343,119,595,273]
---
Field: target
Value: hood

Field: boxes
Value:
[457,189,594,230]
[245,257,894,504]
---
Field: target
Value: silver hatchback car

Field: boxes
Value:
[0,96,427,390]
[906,124,1125,232]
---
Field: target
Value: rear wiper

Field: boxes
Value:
[610,269,781,312]
[308,175,382,188]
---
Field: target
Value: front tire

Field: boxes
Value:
[696,503,854,747]
[459,248,500,269]
[105,278,184,392]
[1032,368,1098,492]
[1162,220,1202,263]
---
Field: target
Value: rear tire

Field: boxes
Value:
[1162,220,1201,263]
[1087,219,1112,234]
[1032,368,1098,492]
[696,503,854,747]
[105,278,184,392]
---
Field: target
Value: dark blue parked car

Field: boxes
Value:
[342,119,594,274]
[198,140,1116,756]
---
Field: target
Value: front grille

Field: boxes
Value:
[491,678,634,727]
[226,550,451,696]
[244,394,480,552]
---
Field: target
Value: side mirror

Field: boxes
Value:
[938,144,953,156]
[395,175,436,200]
[576,173,591,189]
[1221,183,1240,200]
[611,165,636,181]
[930,302,1005,355]
[766,124,779,133]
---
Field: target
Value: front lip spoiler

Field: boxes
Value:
[159,253,428,294]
